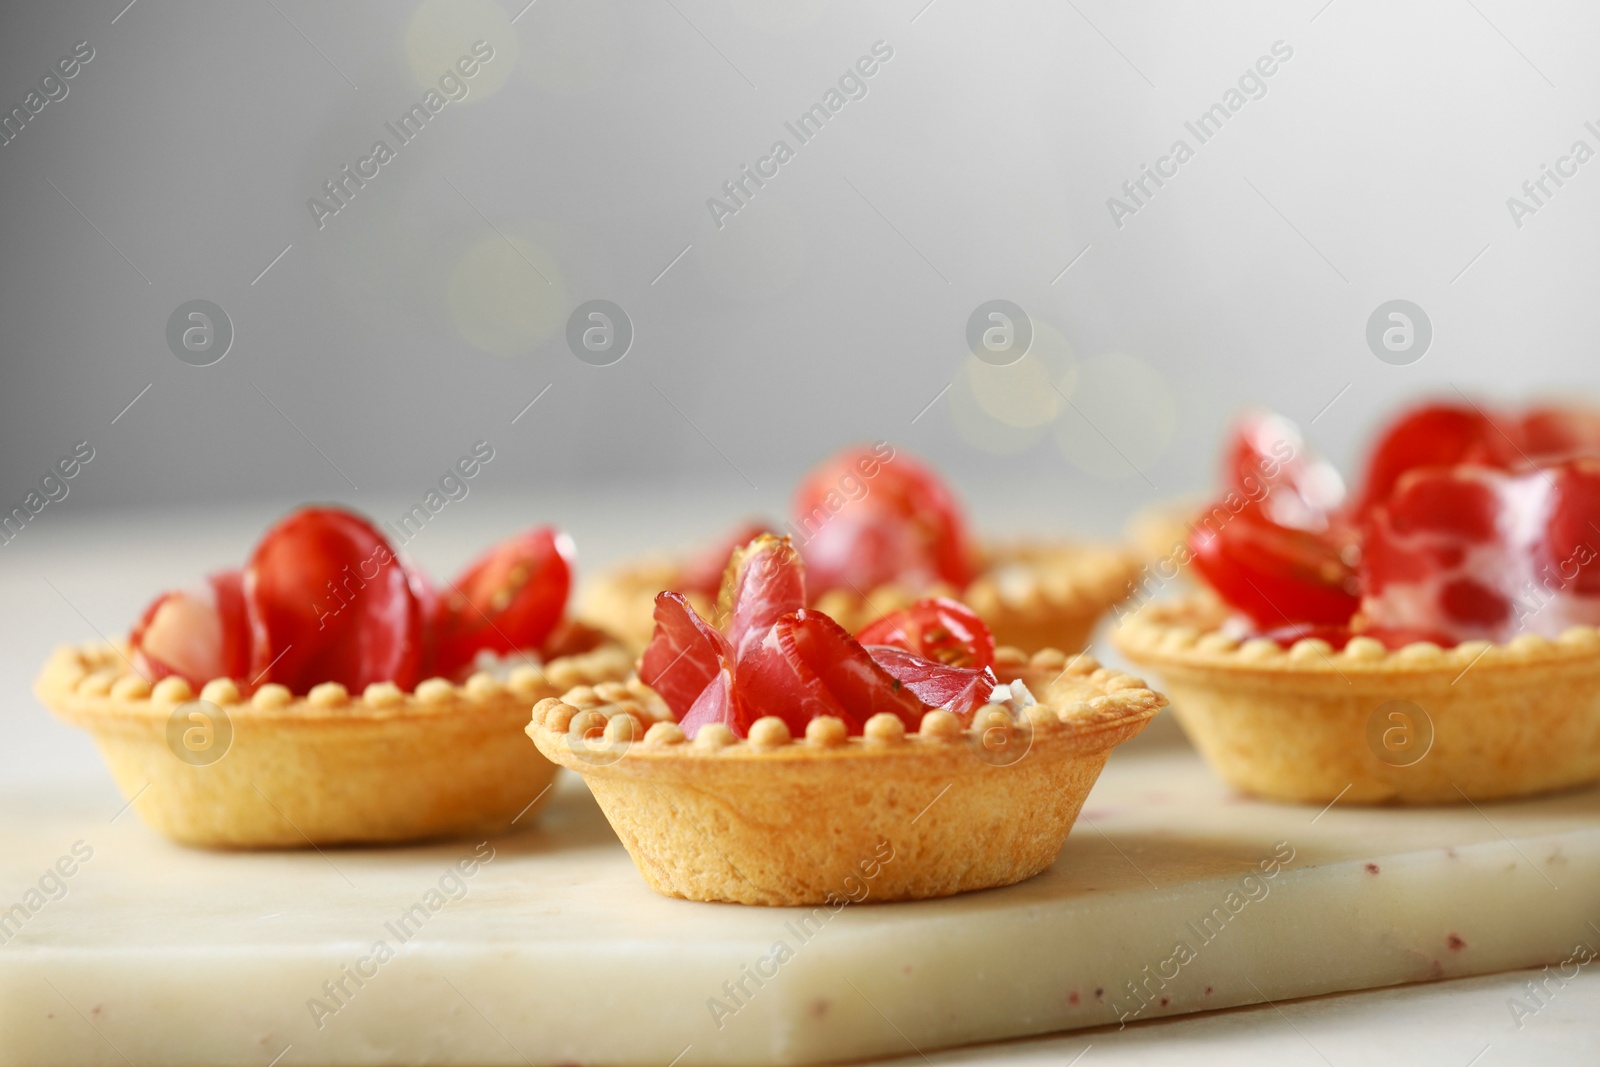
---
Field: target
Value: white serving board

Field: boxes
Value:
[4,726,1597,1067]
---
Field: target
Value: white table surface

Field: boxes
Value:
[3,488,1597,1065]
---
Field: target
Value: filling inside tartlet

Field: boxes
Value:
[1177,401,1600,649]
[131,505,579,694]
[674,442,978,601]
[640,534,1009,738]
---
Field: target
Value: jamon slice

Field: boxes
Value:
[677,663,747,739]
[642,533,1005,738]
[1222,410,1344,530]
[676,520,776,596]
[1352,403,1514,518]
[864,645,995,720]
[774,609,929,732]
[1357,464,1600,644]
[639,592,731,719]
[131,569,251,687]
[1541,459,1600,597]
[717,535,805,661]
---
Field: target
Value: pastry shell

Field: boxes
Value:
[36,631,632,848]
[1113,597,1600,804]
[1126,497,1203,572]
[580,540,1140,656]
[526,648,1163,906]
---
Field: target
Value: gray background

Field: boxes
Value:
[3,0,1600,790]
[4,0,1599,523]
[4,9,1599,1055]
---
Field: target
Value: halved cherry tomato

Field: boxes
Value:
[793,445,975,594]
[1188,508,1359,628]
[431,527,574,677]
[245,507,425,693]
[131,569,251,687]
[676,520,776,596]
[855,597,995,671]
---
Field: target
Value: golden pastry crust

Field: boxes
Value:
[527,647,1163,906]
[1126,497,1203,568]
[579,540,1140,656]
[1112,597,1600,804]
[36,628,632,848]
[579,557,712,652]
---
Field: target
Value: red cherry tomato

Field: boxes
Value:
[245,507,425,694]
[131,569,251,687]
[855,597,995,671]
[431,527,574,677]
[676,520,776,596]
[793,445,975,594]
[1189,507,1359,628]
[795,507,946,597]
[1353,401,1600,519]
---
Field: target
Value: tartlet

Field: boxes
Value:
[584,539,1139,656]
[1113,596,1600,804]
[1127,497,1202,564]
[582,445,1137,657]
[1115,402,1600,805]
[528,647,1163,905]
[36,505,630,847]
[1124,497,1203,595]
[38,625,631,848]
